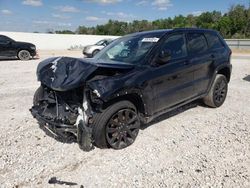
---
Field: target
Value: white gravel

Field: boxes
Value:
[0,52,249,188]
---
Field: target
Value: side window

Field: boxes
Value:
[0,36,11,44]
[187,33,208,55]
[161,34,187,60]
[0,36,7,43]
[103,41,108,46]
[205,32,224,49]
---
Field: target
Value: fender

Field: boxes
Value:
[87,80,151,115]
[206,63,232,94]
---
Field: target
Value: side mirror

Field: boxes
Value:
[158,49,171,64]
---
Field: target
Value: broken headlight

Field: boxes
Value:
[89,89,103,104]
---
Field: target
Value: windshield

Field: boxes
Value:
[95,33,163,64]
[95,40,107,45]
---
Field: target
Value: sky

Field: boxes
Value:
[0,0,249,33]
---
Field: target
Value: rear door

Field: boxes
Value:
[186,32,212,95]
[204,32,229,90]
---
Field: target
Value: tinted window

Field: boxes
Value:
[187,33,208,54]
[205,32,224,49]
[0,36,8,42]
[161,34,187,59]
[96,33,163,64]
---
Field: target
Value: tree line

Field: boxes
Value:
[54,4,250,39]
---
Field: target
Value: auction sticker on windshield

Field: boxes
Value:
[142,38,159,42]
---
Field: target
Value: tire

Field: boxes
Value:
[33,86,44,105]
[93,100,140,149]
[203,74,228,108]
[18,50,31,60]
[92,50,100,57]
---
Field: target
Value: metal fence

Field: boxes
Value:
[225,39,250,49]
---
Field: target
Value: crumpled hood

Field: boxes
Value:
[37,56,134,91]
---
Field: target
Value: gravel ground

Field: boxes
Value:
[0,52,249,188]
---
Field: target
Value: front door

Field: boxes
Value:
[149,33,195,113]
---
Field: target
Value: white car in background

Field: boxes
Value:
[82,39,113,58]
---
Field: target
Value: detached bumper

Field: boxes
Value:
[30,106,77,137]
[30,105,94,151]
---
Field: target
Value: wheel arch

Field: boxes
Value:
[217,66,231,82]
[102,93,146,116]
[92,49,100,56]
[206,64,231,96]
[17,48,31,56]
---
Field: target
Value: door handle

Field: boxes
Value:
[167,75,179,80]
[183,60,190,65]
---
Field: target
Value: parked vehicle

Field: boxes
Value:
[31,28,232,151]
[0,35,36,60]
[82,39,113,58]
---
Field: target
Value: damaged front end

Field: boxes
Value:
[30,57,100,151]
[30,85,94,151]
[30,56,134,151]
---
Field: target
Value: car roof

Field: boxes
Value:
[127,29,172,37]
[126,28,218,38]
[173,28,218,33]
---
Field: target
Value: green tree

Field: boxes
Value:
[55,30,75,34]
[72,3,250,39]
[217,15,232,38]
[228,5,248,38]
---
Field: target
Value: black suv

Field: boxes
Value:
[0,35,36,60]
[30,28,232,151]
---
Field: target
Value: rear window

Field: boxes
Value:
[205,32,224,49]
[187,33,208,55]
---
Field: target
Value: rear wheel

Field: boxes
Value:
[203,74,228,108]
[93,100,140,149]
[18,50,31,60]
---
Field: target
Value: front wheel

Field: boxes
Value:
[18,50,31,61]
[203,74,228,108]
[93,101,140,150]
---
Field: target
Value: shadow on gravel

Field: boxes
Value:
[141,100,202,130]
[243,75,250,82]
[37,100,207,146]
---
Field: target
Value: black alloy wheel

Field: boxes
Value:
[106,108,140,149]
[203,74,228,108]
[213,78,227,106]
